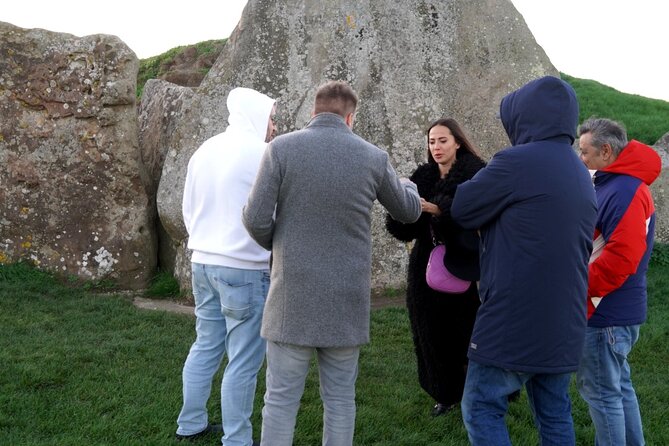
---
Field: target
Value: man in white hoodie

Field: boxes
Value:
[177,87,276,446]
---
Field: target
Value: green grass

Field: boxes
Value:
[136,39,227,98]
[145,269,181,299]
[2,253,669,445]
[562,73,669,145]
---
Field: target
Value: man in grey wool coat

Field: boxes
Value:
[243,80,421,446]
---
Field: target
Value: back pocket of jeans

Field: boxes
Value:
[610,327,632,358]
[221,281,253,321]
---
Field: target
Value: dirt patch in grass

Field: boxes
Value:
[133,294,404,316]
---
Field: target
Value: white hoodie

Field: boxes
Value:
[182,87,275,269]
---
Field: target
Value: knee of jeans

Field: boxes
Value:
[576,371,596,400]
[321,384,356,403]
[322,394,355,411]
[460,396,474,423]
[222,305,251,321]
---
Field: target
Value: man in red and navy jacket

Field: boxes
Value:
[577,117,662,446]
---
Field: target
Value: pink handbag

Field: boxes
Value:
[425,244,471,294]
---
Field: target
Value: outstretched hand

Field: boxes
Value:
[420,198,441,216]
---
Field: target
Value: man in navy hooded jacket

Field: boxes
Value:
[451,76,597,445]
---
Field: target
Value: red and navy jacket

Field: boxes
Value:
[588,140,662,326]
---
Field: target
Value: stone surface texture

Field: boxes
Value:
[150,0,559,293]
[651,133,669,242]
[138,79,197,275]
[0,22,155,288]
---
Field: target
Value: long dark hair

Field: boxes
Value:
[426,118,482,164]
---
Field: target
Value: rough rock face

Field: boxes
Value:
[153,87,230,291]
[150,0,558,293]
[138,79,196,277]
[0,22,155,288]
[652,132,669,243]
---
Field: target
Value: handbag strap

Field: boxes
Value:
[429,223,440,247]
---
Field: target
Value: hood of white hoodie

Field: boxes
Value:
[226,87,276,141]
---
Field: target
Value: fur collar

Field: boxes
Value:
[410,151,486,200]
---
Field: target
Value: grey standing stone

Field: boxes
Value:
[138,79,197,275]
[150,0,558,294]
[652,132,669,243]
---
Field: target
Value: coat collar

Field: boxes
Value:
[306,112,352,131]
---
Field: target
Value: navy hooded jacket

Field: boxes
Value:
[451,76,597,373]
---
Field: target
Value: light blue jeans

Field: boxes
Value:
[260,341,360,446]
[577,325,644,446]
[176,264,269,446]
[461,360,575,446]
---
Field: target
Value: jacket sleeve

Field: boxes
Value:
[385,165,428,240]
[430,194,479,253]
[432,193,461,232]
[588,186,652,298]
[433,194,454,222]
[181,159,194,235]
[377,158,422,224]
[385,213,424,242]
[242,144,280,251]
[451,151,516,229]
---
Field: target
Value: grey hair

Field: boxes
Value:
[577,117,628,156]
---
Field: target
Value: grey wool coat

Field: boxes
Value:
[243,113,421,347]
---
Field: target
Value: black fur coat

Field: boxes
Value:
[386,150,485,405]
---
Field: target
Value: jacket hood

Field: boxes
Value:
[500,76,579,146]
[601,139,662,186]
[226,87,276,141]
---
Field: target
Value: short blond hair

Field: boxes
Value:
[314,80,358,118]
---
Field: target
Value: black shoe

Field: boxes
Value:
[175,423,222,441]
[431,402,455,417]
[252,442,260,446]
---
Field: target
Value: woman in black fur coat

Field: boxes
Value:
[387,118,485,416]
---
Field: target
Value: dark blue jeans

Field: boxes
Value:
[461,360,575,446]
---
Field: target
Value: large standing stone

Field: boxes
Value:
[0,22,155,288]
[138,79,197,275]
[152,86,231,292]
[151,0,558,293]
[652,132,669,243]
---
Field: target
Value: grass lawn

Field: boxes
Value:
[562,73,669,145]
[1,257,668,445]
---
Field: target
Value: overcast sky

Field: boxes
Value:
[3,0,668,102]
